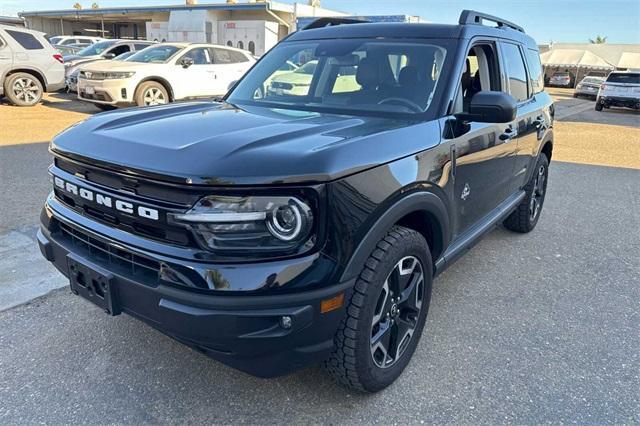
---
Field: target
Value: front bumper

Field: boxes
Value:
[77,77,135,106]
[38,198,351,377]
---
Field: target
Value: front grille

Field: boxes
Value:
[80,91,113,102]
[58,221,160,286]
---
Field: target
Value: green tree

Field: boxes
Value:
[589,35,607,44]
[72,2,82,9]
[91,3,99,9]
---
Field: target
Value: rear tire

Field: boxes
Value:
[503,155,549,233]
[135,81,170,107]
[3,72,43,106]
[324,226,432,392]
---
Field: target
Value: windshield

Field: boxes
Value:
[49,36,62,45]
[227,39,447,116]
[77,40,117,57]
[126,45,181,63]
[582,77,603,84]
[114,51,135,61]
[607,73,640,84]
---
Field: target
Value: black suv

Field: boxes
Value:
[38,11,553,392]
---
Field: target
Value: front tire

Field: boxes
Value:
[595,102,603,111]
[325,226,432,392]
[4,72,43,106]
[503,155,549,233]
[135,81,169,107]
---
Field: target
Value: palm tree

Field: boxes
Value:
[589,35,607,44]
[72,2,82,9]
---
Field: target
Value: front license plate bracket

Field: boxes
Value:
[67,253,121,316]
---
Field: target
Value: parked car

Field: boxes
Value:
[0,24,64,106]
[39,11,553,392]
[67,50,137,93]
[595,71,640,111]
[53,44,85,56]
[574,76,605,98]
[76,42,255,109]
[49,35,103,46]
[64,40,155,86]
[267,59,360,96]
[548,71,573,87]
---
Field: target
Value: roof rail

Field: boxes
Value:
[302,17,369,31]
[458,10,525,33]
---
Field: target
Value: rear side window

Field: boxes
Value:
[230,51,249,63]
[607,73,640,84]
[501,42,529,102]
[525,49,544,94]
[134,43,151,51]
[6,30,43,50]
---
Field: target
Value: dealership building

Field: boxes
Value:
[18,1,351,55]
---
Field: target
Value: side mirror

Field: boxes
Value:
[103,52,116,59]
[180,57,194,69]
[456,91,517,123]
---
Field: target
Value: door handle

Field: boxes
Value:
[532,116,545,128]
[499,127,517,142]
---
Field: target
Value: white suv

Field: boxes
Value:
[49,35,103,47]
[77,43,255,109]
[596,71,640,111]
[0,24,65,106]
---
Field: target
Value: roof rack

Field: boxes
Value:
[302,17,369,31]
[458,10,525,33]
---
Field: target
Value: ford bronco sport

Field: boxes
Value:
[38,11,553,392]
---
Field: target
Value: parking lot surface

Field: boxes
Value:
[0,88,638,424]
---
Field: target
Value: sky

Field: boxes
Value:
[1,0,639,44]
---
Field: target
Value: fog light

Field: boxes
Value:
[280,316,293,329]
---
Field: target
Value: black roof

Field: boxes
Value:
[288,13,538,49]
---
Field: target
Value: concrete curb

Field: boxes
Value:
[0,227,67,312]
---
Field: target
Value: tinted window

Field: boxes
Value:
[134,43,151,51]
[212,48,237,64]
[607,73,640,84]
[525,49,544,94]
[6,30,43,50]
[78,38,92,44]
[108,44,130,57]
[229,50,248,63]
[502,43,529,101]
[182,47,211,65]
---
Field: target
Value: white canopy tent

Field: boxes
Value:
[616,52,640,70]
[540,49,614,87]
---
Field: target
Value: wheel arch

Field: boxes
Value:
[340,191,450,283]
[3,67,47,90]
[135,76,174,101]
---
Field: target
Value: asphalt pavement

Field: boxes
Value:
[0,89,639,424]
[1,161,638,424]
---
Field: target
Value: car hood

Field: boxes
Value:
[272,72,312,86]
[51,102,440,185]
[81,60,159,72]
[64,55,102,66]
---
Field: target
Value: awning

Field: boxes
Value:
[540,49,614,69]
[617,52,640,70]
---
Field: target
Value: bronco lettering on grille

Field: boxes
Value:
[53,176,159,221]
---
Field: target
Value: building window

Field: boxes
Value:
[237,41,243,50]
[248,41,255,55]
[227,41,232,47]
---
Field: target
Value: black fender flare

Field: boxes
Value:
[339,191,450,283]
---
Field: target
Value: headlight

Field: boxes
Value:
[104,71,135,79]
[172,195,315,254]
